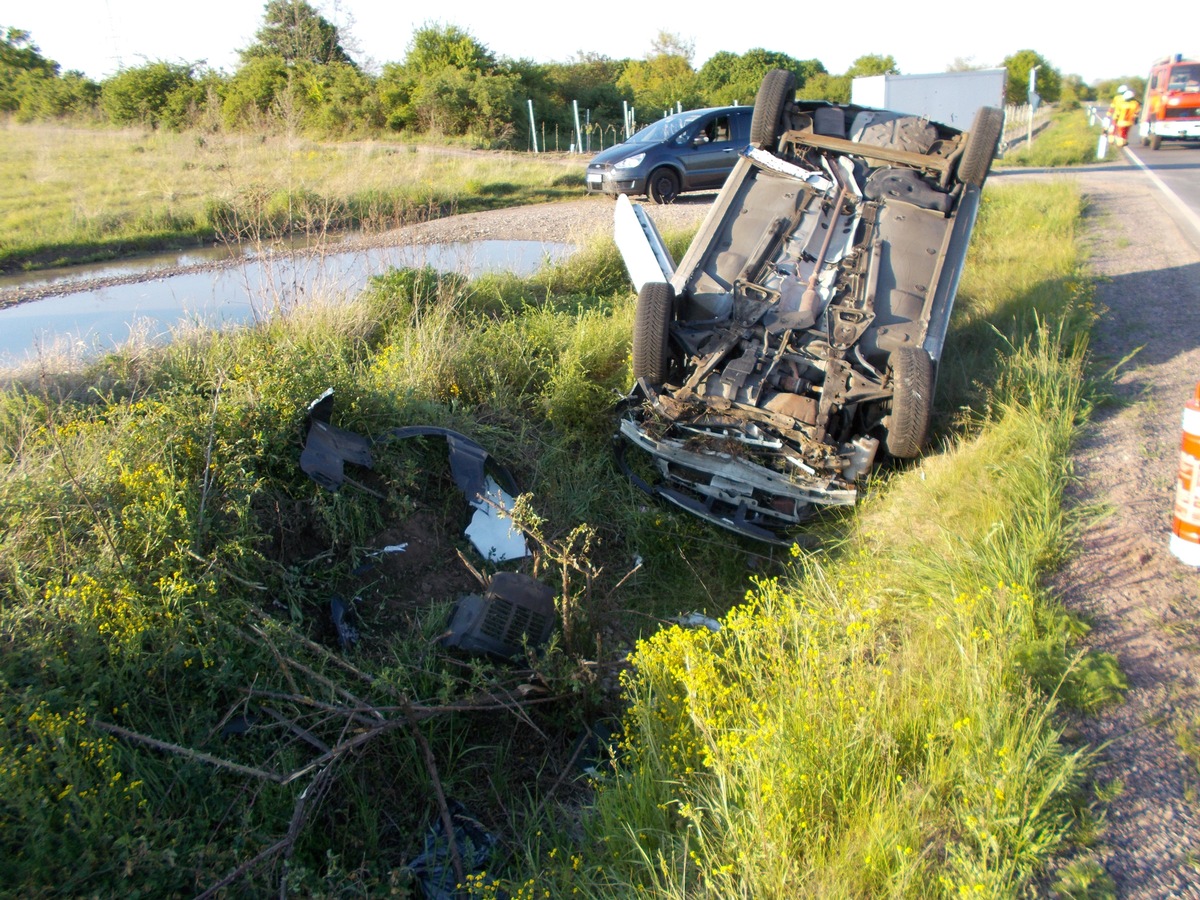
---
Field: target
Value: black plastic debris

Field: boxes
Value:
[572,719,619,778]
[299,391,528,561]
[300,389,374,492]
[439,572,556,659]
[408,801,499,900]
[330,594,359,649]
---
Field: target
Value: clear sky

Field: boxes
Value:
[7,0,1187,85]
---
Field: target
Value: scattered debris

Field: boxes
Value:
[408,801,498,900]
[672,612,722,632]
[465,477,527,562]
[370,544,409,556]
[439,572,556,659]
[299,389,528,561]
[329,595,359,649]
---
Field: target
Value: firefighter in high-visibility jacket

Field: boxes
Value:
[1104,84,1129,133]
[1113,89,1141,146]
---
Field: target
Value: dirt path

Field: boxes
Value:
[1002,159,1200,896]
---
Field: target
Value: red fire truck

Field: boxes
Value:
[1140,54,1200,150]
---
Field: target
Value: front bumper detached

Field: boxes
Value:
[615,409,857,544]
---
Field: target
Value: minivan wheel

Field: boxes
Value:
[750,69,795,150]
[958,106,1004,186]
[647,168,680,204]
[884,347,934,458]
[632,281,675,385]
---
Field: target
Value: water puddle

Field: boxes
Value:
[0,239,572,365]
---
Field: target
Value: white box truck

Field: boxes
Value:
[851,69,1008,129]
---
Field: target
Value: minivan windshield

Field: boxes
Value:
[627,111,705,143]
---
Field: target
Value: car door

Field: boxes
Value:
[678,112,743,189]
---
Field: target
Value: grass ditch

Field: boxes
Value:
[0,124,584,273]
[999,108,1118,168]
[0,180,1115,895]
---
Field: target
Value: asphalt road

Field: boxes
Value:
[1122,139,1200,247]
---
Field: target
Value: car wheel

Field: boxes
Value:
[647,168,680,204]
[632,281,675,385]
[958,106,1004,186]
[750,69,796,150]
[884,347,933,458]
[1150,131,1162,151]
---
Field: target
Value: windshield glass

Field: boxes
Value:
[1168,64,1200,92]
[626,111,705,143]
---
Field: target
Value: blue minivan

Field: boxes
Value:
[585,105,753,203]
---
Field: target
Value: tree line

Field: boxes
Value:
[2,2,1116,147]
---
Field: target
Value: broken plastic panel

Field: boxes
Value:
[299,391,528,561]
[613,192,675,293]
[408,800,497,900]
[439,572,556,658]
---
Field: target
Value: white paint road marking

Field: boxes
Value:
[1123,147,1200,244]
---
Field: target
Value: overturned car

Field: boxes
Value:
[615,69,1003,543]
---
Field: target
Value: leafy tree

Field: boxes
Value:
[377,24,517,141]
[798,72,851,104]
[845,54,899,78]
[0,26,99,119]
[101,61,203,129]
[241,0,353,67]
[1,26,58,78]
[1001,49,1061,103]
[222,54,290,128]
[697,49,825,106]
[1093,76,1144,104]
[8,69,99,120]
[618,30,700,114]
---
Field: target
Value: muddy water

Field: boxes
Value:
[0,239,573,365]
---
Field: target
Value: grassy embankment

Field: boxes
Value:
[999,107,1119,167]
[0,179,1120,896]
[0,123,584,273]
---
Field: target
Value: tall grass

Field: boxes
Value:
[0,124,584,272]
[999,109,1116,167]
[0,182,1109,896]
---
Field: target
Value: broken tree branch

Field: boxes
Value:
[91,720,282,782]
[406,710,465,890]
[194,763,335,900]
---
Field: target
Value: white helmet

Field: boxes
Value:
[1118,83,1129,93]
[1123,89,1135,100]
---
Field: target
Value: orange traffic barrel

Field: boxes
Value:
[1171,382,1200,566]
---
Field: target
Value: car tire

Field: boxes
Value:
[647,168,680,204]
[632,281,675,385]
[885,347,934,458]
[958,106,1004,186]
[750,69,796,150]
[1150,131,1162,151]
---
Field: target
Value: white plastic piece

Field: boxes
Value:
[673,612,722,632]
[370,544,408,555]
[744,147,833,191]
[465,477,529,562]
[614,193,675,292]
